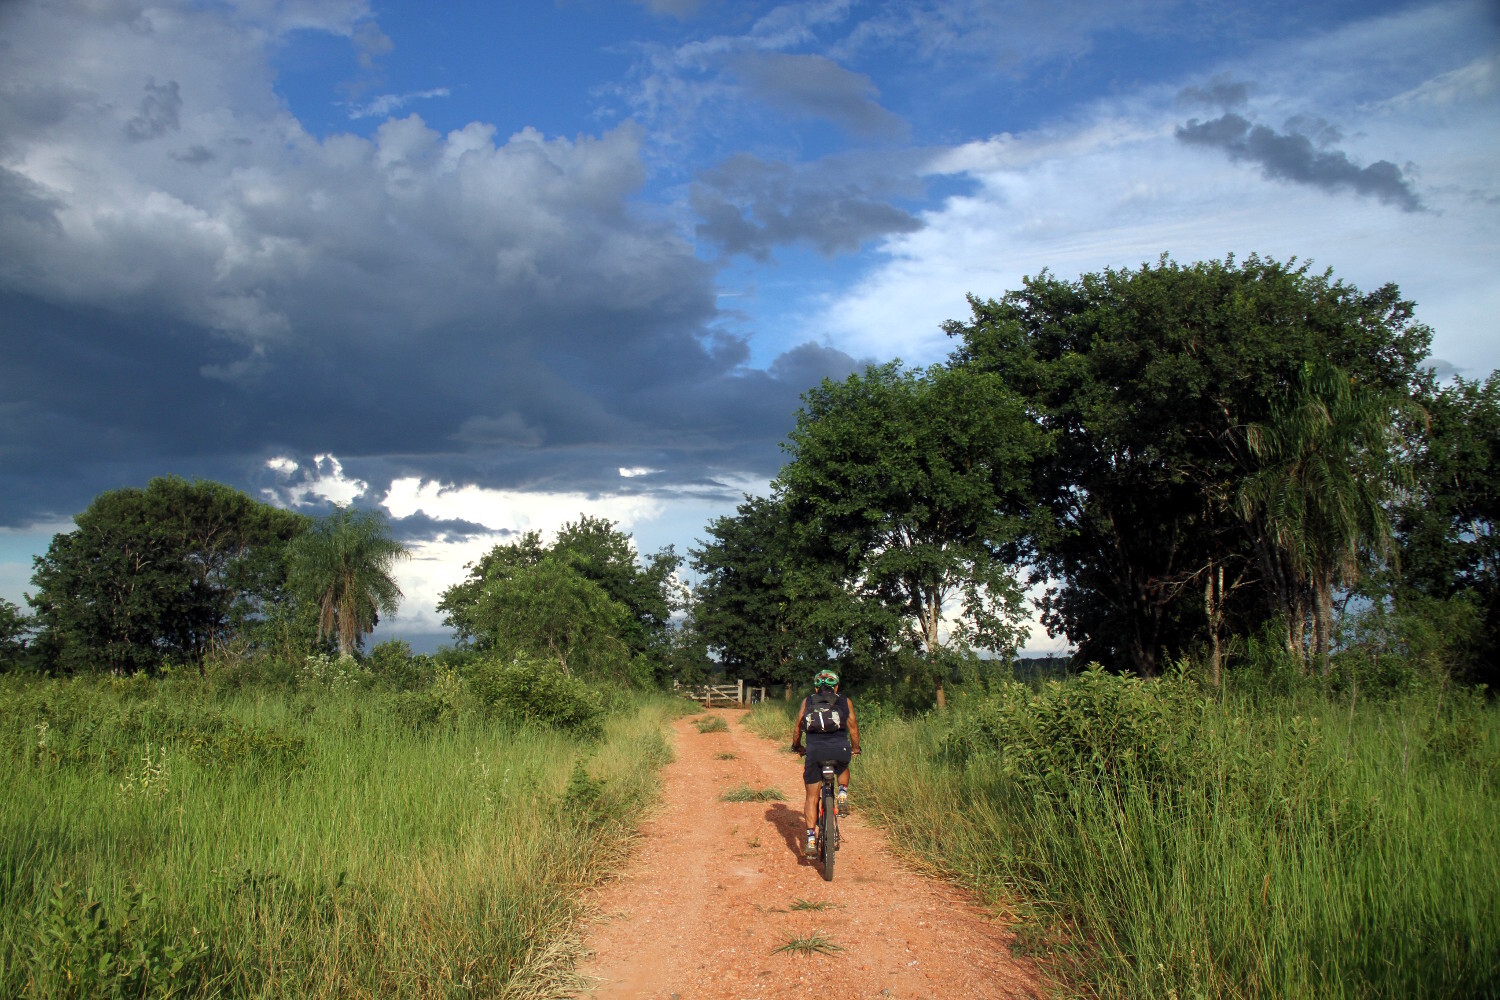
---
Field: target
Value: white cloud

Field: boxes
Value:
[382,476,665,536]
[344,87,451,120]
[264,454,368,507]
[811,9,1500,376]
[619,466,662,477]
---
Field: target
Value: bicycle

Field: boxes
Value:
[811,758,841,881]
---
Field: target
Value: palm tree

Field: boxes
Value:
[287,507,407,657]
[1239,362,1411,673]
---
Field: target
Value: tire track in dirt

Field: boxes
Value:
[574,708,1043,999]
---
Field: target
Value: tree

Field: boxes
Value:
[552,515,683,657]
[0,598,31,666]
[28,478,306,672]
[437,531,547,648]
[778,363,1045,706]
[691,494,869,690]
[1395,372,1500,683]
[439,517,683,665]
[286,507,407,658]
[946,254,1432,674]
[1239,362,1411,673]
[471,556,635,678]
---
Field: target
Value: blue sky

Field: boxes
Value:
[1,0,1496,651]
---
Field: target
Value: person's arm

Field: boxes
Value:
[846,699,860,754]
[791,698,807,754]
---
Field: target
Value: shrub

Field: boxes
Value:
[944,663,1201,796]
[465,656,605,735]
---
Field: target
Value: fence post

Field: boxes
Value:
[737,678,744,705]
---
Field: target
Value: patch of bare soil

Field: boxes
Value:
[574,708,1044,999]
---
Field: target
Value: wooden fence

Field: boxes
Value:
[673,679,768,706]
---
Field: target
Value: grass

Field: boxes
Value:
[0,668,675,998]
[788,898,835,911]
[849,675,1500,999]
[693,716,729,733]
[718,783,785,802]
[713,751,739,760]
[773,932,843,957]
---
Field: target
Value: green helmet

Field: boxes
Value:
[812,669,839,689]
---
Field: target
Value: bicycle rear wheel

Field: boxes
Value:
[819,784,836,881]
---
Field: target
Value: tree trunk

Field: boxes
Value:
[1205,561,1223,688]
[1314,576,1334,676]
[935,677,947,712]
[784,681,793,701]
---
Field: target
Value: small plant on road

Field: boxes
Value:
[719,784,784,802]
[774,932,843,957]
[694,716,729,733]
[789,898,836,911]
[714,751,738,759]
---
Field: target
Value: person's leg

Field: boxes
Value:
[803,781,821,830]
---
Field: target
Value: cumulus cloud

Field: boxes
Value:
[692,152,924,259]
[1175,112,1424,211]
[263,454,368,507]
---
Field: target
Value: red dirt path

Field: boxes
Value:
[574,708,1044,999]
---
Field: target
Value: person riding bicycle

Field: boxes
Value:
[791,669,860,858]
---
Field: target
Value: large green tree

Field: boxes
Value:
[691,494,875,689]
[777,363,1046,705]
[286,507,407,658]
[28,478,307,672]
[946,254,1432,674]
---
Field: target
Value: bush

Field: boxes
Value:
[465,656,605,735]
[943,663,1202,796]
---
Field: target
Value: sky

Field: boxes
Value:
[1,0,1497,653]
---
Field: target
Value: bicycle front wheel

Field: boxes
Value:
[819,785,836,881]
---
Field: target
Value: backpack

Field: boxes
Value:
[803,690,845,734]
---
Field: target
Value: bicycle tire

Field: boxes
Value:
[819,784,836,881]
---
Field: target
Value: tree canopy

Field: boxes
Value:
[944,254,1432,674]
[29,477,307,672]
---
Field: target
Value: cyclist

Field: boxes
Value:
[791,669,860,858]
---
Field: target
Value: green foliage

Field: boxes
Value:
[1397,373,1500,685]
[718,784,784,802]
[465,656,606,735]
[26,882,211,999]
[0,670,678,998]
[947,254,1433,674]
[944,664,1200,795]
[691,494,855,686]
[0,598,32,669]
[439,517,682,682]
[285,507,406,658]
[27,477,306,674]
[853,677,1500,999]
[692,715,729,733]
[779,362,1043,662]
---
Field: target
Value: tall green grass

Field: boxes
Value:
[0,669,675,998]
[751,675,1500,998]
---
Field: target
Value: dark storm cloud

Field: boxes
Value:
[692,153,924,259]
[124,78,181,141]
[0,0,887,530]
[1176,112,1424,212]
[386,512,493,544]
[728,53,907,139]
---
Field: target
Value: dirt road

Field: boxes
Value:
[575,708,1043,999]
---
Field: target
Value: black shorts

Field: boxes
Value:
[802,742,852,785]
